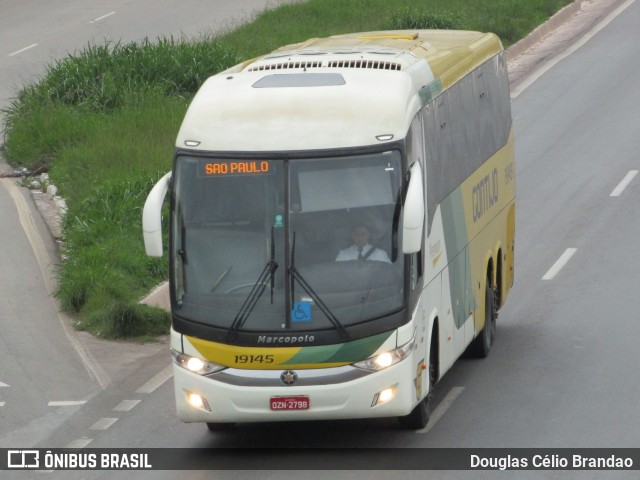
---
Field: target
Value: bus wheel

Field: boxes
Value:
[206,422,236,432]
[399,338,436,430]
[399,397,429,430]
[468,283,496,358]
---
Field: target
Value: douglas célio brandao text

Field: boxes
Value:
[470,453,634,470]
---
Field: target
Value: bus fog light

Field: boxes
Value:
[188,393,203,408]
[380,388,395,403]
[186,391,211,412]
[371,387,396,407]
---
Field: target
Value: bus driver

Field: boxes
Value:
[335,225,391,263]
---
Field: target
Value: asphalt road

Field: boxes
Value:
[2,0,640,478]
[0,0,287,454]
[0,0,284,112]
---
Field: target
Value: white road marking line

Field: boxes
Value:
[48,401,87,407]
[511,0,638,98]
[90,417,118,430]
[0,402,5,407]
[136,364,173,394]
[610,170,638,197]
[66,437,93,449]
[90,11,116,23]
[113,399,141,412]
[542,248,577,280]
[0,381,9,387]
[8,43,38,57]
[416,386,465,434]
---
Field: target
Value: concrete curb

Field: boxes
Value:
[506,0,583,62]
[140,280,170,311]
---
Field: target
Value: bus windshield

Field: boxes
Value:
[171,151,405,336]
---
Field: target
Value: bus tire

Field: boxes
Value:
[206,422,236,432]
[399,397,429,430]
[468,283,496,358]
[398,336,437,430]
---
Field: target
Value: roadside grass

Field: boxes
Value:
[1,0,571,339]
[50,97,187,338]
[216,0,572,58]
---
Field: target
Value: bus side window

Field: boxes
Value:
[410,251,423,291]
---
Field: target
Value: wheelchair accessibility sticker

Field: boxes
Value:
[291,302,312,322]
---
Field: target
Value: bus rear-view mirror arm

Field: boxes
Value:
[143,171,172,257]
[402,162,424,254]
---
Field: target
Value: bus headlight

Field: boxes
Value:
[353,336,416,372]
[172,349,225,376]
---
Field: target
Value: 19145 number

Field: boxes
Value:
[234,354,275,364]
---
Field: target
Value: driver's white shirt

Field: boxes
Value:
[335,244,391,263]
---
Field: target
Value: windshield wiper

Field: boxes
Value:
[227,228,278,341]
[289,232,349,339]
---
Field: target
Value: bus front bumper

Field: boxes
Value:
[173,357,423,424]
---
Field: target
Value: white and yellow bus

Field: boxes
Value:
[143,29,515,430]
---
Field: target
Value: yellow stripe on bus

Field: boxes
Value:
[186,336,351,370]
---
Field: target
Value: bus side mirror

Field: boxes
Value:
[402,162,424,254]
[143,171,172,257]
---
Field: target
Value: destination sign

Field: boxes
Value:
[200,160,271,177]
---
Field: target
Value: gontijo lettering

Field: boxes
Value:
[203,160,270,176]
[472,168,499,222]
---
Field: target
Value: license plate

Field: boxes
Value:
[270,396,310,411]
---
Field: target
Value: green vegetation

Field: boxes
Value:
[213,0,571,59]
[1,0,571,339]
[386,7,460,31]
